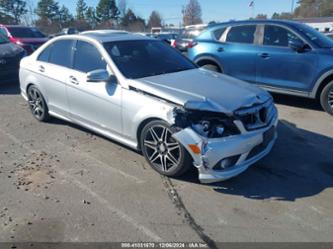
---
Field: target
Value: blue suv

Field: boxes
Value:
[188,20,333,115]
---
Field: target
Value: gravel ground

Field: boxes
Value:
[0,83,332,245]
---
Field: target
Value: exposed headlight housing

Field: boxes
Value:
[191,118,239,138]
[172,108,240,138]
[192,121,225,137]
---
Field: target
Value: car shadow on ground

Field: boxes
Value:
[272,93,323,111]
[177,120,333,202]
[0,82,20,95]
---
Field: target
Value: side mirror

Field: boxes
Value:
[288,39,307,52]
[87,69,114,83]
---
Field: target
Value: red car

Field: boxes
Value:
[0,25,48,55]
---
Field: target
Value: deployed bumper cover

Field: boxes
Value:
[173,109,278,184]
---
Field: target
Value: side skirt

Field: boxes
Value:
[48,110,139,151]
[256,84,312,98]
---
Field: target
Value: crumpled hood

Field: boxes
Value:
[0,42,24,58]
[128,69,271,115]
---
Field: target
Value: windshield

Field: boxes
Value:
[104,40,196,79]
[295,23,333,48]
[7,27,46,38]
[0,33,9,44]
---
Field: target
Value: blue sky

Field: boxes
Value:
[31,0,296,25]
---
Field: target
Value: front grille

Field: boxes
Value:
[235,99,275,131]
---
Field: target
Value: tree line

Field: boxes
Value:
[256,0,333,20]
[0,0,203,34]
[3,0,333,35]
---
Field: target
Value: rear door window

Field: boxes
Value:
[213,28,226,40]
[73,41,107,73]
[38,45,53,62]
[48,40,75,68]
[226,25,256,44]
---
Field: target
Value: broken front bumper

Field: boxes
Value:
[173,112,278,184]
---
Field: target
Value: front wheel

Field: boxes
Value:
[140,120,192,177]
[320,81,333,115]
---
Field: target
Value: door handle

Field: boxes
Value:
[69,76,79,85]
[38,65,45,73]
[260,53,270,59]
[217,47,224,52]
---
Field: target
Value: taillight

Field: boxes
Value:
[187,41,198,48]
[171,40,177,48]
[9,37,17,43]
[10,37,23,46]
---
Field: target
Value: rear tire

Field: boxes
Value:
[140,120,192,177]
[27,85,50,122]
[320,81,333,115]
[200,63,221,73]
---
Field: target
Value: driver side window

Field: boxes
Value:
[264,25,302,47]
[73,41,107,73]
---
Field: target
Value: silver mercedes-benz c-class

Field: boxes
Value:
[19,30,278,183]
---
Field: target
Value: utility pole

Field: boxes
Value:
[291,0,295,13]
[181,5,185,27]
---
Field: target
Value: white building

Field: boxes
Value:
[296,17,333,33]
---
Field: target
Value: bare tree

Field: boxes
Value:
[182,0,202,26]
[76,0,88,20]
[294,0,333,18]
[0,0,28,24]
[147,10,162,28]
[22,0,36,25]
[118,0,126,17]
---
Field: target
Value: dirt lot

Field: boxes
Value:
[0,82,332,245]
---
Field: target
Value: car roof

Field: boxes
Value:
[80,30,154,43]
[208,19,303,29]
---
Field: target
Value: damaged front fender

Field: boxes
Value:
[172,128,208,168]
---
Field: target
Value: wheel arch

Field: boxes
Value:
[22,83,36,101]
[136,117,164,151]
[315,74,333,99]
[25,81,49,105]
[311,69,333,99]
[194,55,224,72]
[26,83,35,92]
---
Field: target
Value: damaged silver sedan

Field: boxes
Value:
[19,31,278,183]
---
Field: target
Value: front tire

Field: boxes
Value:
[140,120,192,177]
[320,81,333,115]
[27,85,50,122]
